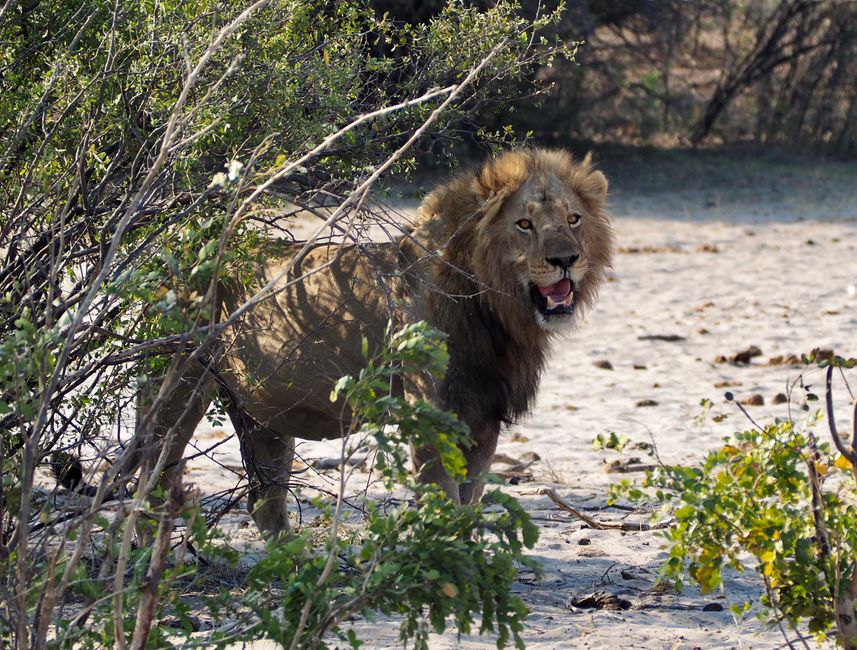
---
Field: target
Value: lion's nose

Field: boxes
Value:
[546,254,578,269]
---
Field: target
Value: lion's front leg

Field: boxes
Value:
[411,443,461,505]
[458,422,500,505]
[411,421,499,506]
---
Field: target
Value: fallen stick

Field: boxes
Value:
[537,488,672,531]
[604,462,659,474]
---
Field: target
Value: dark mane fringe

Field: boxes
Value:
[435,285,546,426]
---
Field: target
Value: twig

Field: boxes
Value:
[604,462,658,474]
[726,392,764,433]
[826,366,855,463]
[763,574,806,650]
[218,39,510,332]
[129,466,183,650]
[822,368,857,650]
[537,488,672,532]
[13,4,272,624]
[288,48,512,649]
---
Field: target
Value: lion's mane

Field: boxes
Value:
[405,148,614,428]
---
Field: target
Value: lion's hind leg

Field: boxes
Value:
[224,401,295,539]
[134,362,214,541]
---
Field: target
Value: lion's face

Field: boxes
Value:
[500,179,593,330]
[468,152,612,333]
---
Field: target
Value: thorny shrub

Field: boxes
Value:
[611,351,857,647]
[0,0,567,647]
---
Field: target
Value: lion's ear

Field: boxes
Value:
[479,186,513,221]
[476,151,529,198]
[577,159,608,206]
[584,170,608,203]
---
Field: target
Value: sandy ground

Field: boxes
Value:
[180,151,857,649]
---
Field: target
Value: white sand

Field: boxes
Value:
[183,157,857,649]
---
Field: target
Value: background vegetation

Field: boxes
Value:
[2,0,856,647]
[509,0,857,152]
[611,355,857,647]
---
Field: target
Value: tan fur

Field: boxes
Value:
[146,148,613,538]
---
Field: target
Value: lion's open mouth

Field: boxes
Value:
[530,278,574,317]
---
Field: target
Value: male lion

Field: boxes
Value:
[147,148,613,538]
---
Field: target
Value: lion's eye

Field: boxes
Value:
[567,213,582,228]
[515,219,533,231]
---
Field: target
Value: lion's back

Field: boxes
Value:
[217,241,406,438]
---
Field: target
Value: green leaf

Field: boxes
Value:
[674,505,695,520]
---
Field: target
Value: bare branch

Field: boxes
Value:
[827,365,856,463]
[537,488,672,532]
[220,40,510,333]
[14,0,271,558]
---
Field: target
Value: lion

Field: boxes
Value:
[144,148,613,538]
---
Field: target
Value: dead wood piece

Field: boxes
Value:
[538,488,671,531]
[637,334,686,342]
[740,393,765,406]
[636,399,659,407]
[766,353,802,367]
[605,460,658,474]
[494,470,534,483]
[730,345,763,365]
[493,452,521,465]
[567,591,632,611]
[492,451,540,474]
[618,245,683,255]
[309,455,367,470]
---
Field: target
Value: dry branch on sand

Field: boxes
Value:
[536,488,672,532]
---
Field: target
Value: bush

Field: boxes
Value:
[238,322,539,650]
[611,353,857,647]
[0,1,566,646]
